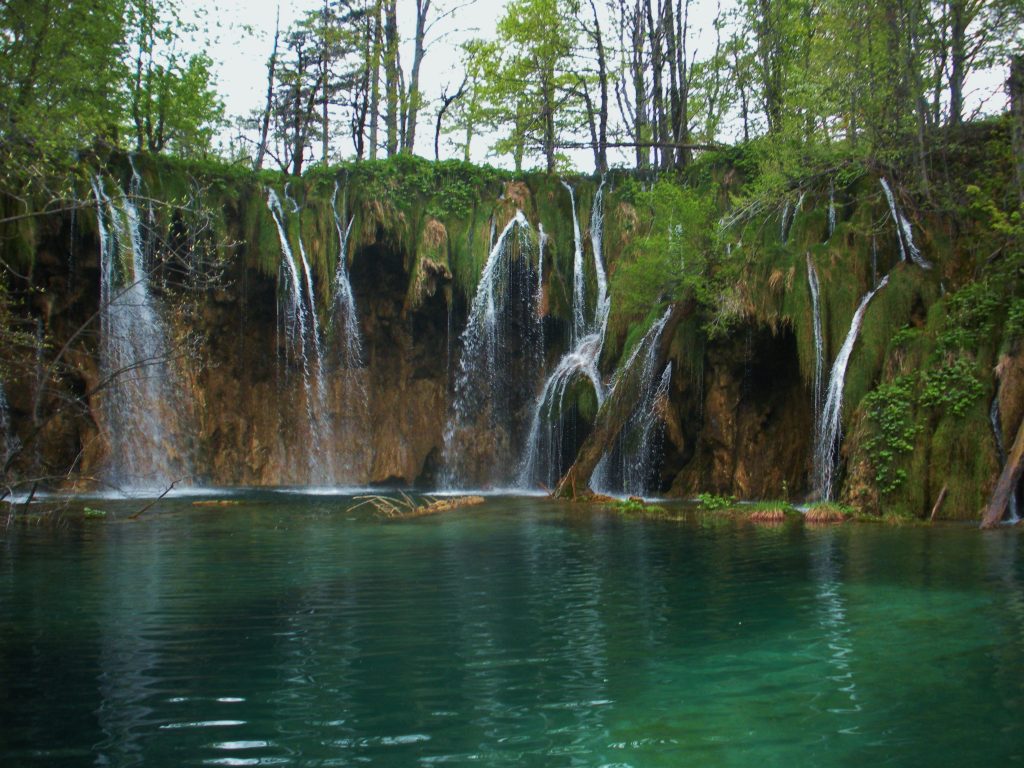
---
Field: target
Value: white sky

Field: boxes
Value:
[189,0,532,165]
[184,0,1011,172]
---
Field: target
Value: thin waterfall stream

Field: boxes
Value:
[813,275,890,500]
[266,188,336,483]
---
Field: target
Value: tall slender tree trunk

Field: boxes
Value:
[368,0,383,161]
[631,0,649,170]
[255,7,280,171]
[948,0,966,125]
[320,0,330,164]
[1010,55,1024,205]
[589,0,609,174]
[383,0,400,156]
[403,0,430,154]
[646,0,667,169]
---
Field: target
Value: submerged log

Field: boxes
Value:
[349,493,485,519]
[556,301,691,498]
[981,417,1024,529]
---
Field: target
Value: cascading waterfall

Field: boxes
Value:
[807,254,825,436]
[828,183,837,240]
[443,211,541,486]
[90,175,188,487]
[880,179,932,270]
[990,393,1021,523]
[266,188,335,483]
[563,181,588,345]
[329,183,367,475]
[329,183,363,371]
[517,183,610,489]
[780,202,792,243]
[517,334,607,489]
[813,275,890,500]
[591,307,675,497]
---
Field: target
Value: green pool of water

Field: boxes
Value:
[1,493,1022,766]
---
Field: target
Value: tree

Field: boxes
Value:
[126,0,224,156]
[468,0,581,171]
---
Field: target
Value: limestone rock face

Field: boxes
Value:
[667,326,811,500]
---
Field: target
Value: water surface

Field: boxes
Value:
[1,495,1022,766]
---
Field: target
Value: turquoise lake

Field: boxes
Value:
[1,493,1022,766]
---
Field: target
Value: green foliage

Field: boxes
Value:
[936,281,1000,352]
[919,359,984,417]
[698,492,736,511]
[1007,298,1024,341]
[890,325,922,348]
[611,180,734,333]
[463,0,581,171]
[83,508,108,519]
[863,375,920,494]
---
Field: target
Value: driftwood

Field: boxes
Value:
[929,485,948,522]
[981,416,1024,529]
[128,480,179,520]
[349,493,485,519]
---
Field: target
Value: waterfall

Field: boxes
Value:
[266,188,335,483]
[807,255,825,437]
[563,182,587,346]
[813,275,890,500]
[90,175,189,487]
[0,379,18,470]
[591,307,674,497]
[990,393,1021,523]
[329,183,363,371]
[828,183,837,240]
[443,211,541,487]
[517,185,610,490]
[880,179,932,270]
[780,201,793,244]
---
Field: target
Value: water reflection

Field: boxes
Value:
[0,499,1022,766]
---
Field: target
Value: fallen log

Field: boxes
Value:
[929,485,948,522]
[981,416,1024,529]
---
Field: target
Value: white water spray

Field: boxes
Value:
[813,275,889,500]
[518,185,610,489]
[90,175,188,487]
[591,307,674,496]
[443,211,541,486]
[880,179,932,270]
[807,255,824,435]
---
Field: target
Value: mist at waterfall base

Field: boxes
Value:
[3,495,1024,767]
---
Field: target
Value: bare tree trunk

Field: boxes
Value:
[587,0,609,174]
[434,77,466,160]
[383,0,400,156]
[646,0,667,169]
[948,0,966,125]
[1009,55,1024,205]
[368,0,383,161]
[631,0,649,169]
[255,8,281,171]
[403,0,431,154]
[320,0,331,164]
